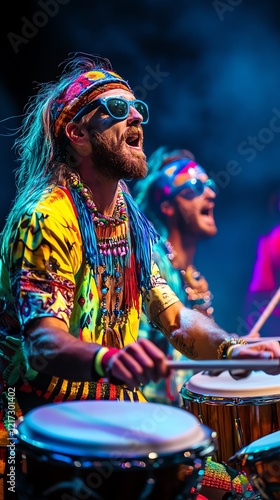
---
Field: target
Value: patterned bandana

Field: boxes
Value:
[153,158,206,203]
[52,69,132,139]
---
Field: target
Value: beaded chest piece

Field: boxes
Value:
[69,174,138,346]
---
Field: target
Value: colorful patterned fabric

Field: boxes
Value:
[52,69,131,139]
[0,186,180,445]
[200,457,253,496]
[139,238,194,404]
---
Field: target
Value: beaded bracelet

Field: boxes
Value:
[217,337,247,359]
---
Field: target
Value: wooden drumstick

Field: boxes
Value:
[246,337,280,342]
[167,359,280,372]
[248,287,280,337]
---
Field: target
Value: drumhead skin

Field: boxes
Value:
[234,429,280,459]
[15,401,217,500]
[16,400,213,458]
[232,431,280,499]
[181,371,280,470]
[182,370,280,401]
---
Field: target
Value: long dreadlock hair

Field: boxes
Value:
[0,53,116,251]
[1,53,159,293]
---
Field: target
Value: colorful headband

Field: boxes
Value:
[153,158,206,203]
[52,69,132,139]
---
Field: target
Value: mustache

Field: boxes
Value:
[123,125,143,143]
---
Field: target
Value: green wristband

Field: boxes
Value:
[94,347,109,377]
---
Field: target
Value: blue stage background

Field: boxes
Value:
[1,0,280,334]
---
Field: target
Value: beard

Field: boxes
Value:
[87,127,147,181]
[177,207,217,240]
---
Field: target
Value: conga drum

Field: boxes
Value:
[15,400,217,499]
[181,370,280,467]
[231,430,280,499]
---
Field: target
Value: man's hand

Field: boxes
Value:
[104,338,171,388]
[208,339,280,379]
[231,340,280,375]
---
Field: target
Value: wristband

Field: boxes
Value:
[227,344,238,359]
[101,348,119,377]
[94,347,109,377]
[92,347,120,382]
[217,337,247,359]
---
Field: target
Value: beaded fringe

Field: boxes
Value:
[71,185,160,294]
[70,186,99,274]
[124,191,159,292]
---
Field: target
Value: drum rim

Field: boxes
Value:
[14,401,216,460]
[15,400,214,458]
[181,371,280,400]
[180,387,280,405]
[230,429,280,465]
[230,447,280,466]
[15,426,216,468]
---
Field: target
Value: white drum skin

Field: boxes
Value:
[232,430,280,499]
[181,371,280,466]
[15,400,217,500]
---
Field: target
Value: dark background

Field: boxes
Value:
[1,0,280,334]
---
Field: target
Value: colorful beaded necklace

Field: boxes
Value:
[69,173,160,340]
[70,174,130,264]
[69,174,136,340]
[70,175,128,227]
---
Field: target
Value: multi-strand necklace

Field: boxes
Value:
[69,174,135,345]
[69,174,128,227]
[165,240,213,317]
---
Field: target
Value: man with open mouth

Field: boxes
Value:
[1,52,280,500]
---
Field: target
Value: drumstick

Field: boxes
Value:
[167,359,280,372]
[248,287,280,337]
[246,337,280,342]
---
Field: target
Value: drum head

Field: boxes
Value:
[16,400,213,459]
[233,430,280,463]
[182,370,280,400]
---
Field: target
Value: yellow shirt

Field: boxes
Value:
[0,186,179,439]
